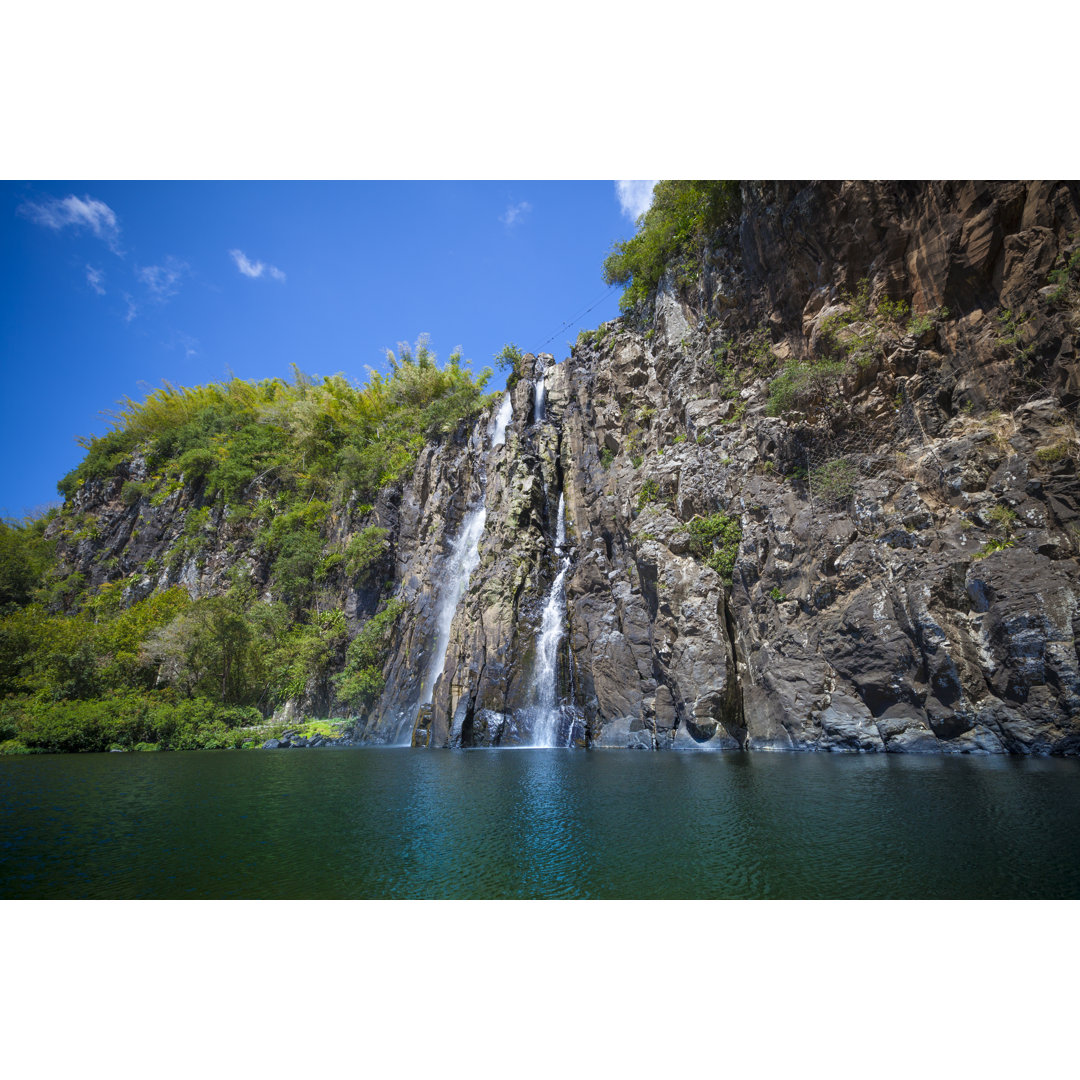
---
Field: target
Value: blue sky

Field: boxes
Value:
[0,181,655,516]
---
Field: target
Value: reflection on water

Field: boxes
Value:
[2,749,1079,899]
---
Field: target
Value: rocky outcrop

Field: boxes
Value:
[375,181,1080,754]
[51,181,1080,754]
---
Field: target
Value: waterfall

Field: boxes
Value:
[530,494,571,748]
[491,392,513,447]
[534,373,546,423]
[418,503,488,711]
[400,393,512,744]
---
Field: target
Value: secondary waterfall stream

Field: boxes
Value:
[529,493,572,747]
[491,392,512,447]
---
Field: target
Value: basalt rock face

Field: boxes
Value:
[51,181,1080,754]
[374,180,1080,753]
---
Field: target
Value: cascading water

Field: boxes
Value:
[398,394,512,744]
[490,392,512,447]
[420,504,486,700]
[529,494,572,747]
[534,372,546,423]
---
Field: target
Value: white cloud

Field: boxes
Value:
[615,180,658,222]
[137,256,187,299]
[176,332,200,359]
[500,201,532,227]
[230,249,264,277]
[85,265,105,295]
[20,194,122,252]
[230,249,285,281]
[122,293,138,323]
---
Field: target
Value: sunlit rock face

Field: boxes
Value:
[56,183,1080,752]
[382,182,1080,754]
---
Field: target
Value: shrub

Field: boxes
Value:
[810,458,857,501]
[335,600,404,712]
[495,343,525,391]
[345,525,391,583]
[175,447,218,483]
[683,512,742,583]
[1035,442,1071,464]
[987,504,1018,532]
[120,480,147,506]
[973,538,1015,560]
[602,181,741,311]
[767,360,845,416]
[599,447,615,469]
[637,479,661,511]
[0,516,56,610]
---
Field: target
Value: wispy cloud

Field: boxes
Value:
[85,265,106,295]
[173,332,200,359]
[230,249,286,282]
[500,201,532,227]
[137,257,187,300]
[122,293,138,323]
[19,194,123,253]
[615,180,657,222]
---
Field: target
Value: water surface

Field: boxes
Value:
[2,749,1079,898]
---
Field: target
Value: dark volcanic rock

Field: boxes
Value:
[53,182,1080,755]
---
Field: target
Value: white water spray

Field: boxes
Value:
[530,494,571,747]
[418,503,487,712]
[491,393,513,447]
[534,374,546,423]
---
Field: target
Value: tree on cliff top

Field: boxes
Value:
[602,181,740,312]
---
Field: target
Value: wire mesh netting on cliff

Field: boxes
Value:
[798,385,941,515]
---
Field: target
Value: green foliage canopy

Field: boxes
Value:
[602,181,741,311]
[58,339,493,507]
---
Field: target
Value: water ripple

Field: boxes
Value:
[2,750,1079,898]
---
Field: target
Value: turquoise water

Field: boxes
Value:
[2,749,1079,898]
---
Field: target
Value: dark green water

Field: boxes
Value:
[2,748,1079,898]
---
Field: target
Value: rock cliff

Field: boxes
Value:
[375,181,1080,753]
[51,181,1080,754]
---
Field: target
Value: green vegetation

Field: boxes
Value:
[0,567,405,753]
[769,586,788,603]
[767,359,846,416]
[1045,248,1079,308]
[599,447,615,469]
[0,514,57,612]
[995,309,1034,362]
[713,327,774,377]
[602,181,741,311]
[345,525,391,583]
[764,281,947,418]
[682,512,742,583]
[973,538,1015,560]
[0,338,490,754]
[986,503,1018,532]
[60,339,492,507]
[577,322,616,351]
[0,693,263,754]
[1035,442,1072,465]
[810,458,858,501]
[495,343,526,391]
[637,478,661,511]
[334,600,403,711]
